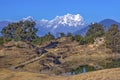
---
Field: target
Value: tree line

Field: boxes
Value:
[71,23,120,53]
[0,20,120,53]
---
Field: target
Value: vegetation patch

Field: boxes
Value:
[70,65,95,75]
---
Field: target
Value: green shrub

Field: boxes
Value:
[0,37,4,45]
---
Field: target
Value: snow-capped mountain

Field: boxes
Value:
[38,13,84,27]
[1,15,120,37]
[36,13,85,36]
[0,13,86,36]
[22,16,34,22]
[49,13,84,27]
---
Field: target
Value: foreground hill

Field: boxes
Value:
[0,37,120,75]
[0,68,120,80]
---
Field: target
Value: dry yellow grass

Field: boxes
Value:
[0,38,120,79]
[0,68,120,80]
[0,38,119,74]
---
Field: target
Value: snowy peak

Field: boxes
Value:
[0,14,85,36]
[22,16,34,22]
[38,13,85,28]
[50,13,85,27]
[36,13,85,36]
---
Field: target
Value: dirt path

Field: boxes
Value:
[10,53,47,70]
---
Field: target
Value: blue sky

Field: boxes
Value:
[0,0,120,23]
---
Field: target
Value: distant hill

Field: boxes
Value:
[0,21,10,35]
[0,21,10,28]
[73,26,89,36]
[74,19,120,36]
[99,19,120,30]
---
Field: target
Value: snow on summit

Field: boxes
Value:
[38,13,85,28]
[52,13,84,27]
[22,16,34,22]
[20,14,85,36]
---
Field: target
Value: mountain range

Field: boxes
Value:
[74,19,120,36]
[0,21,11,30]
[36,13,85,36]
[0,14,120,36]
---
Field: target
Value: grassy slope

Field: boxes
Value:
[0,68,120,80]
[0,38,120,74]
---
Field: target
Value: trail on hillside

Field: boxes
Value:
[9,52,47,70]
